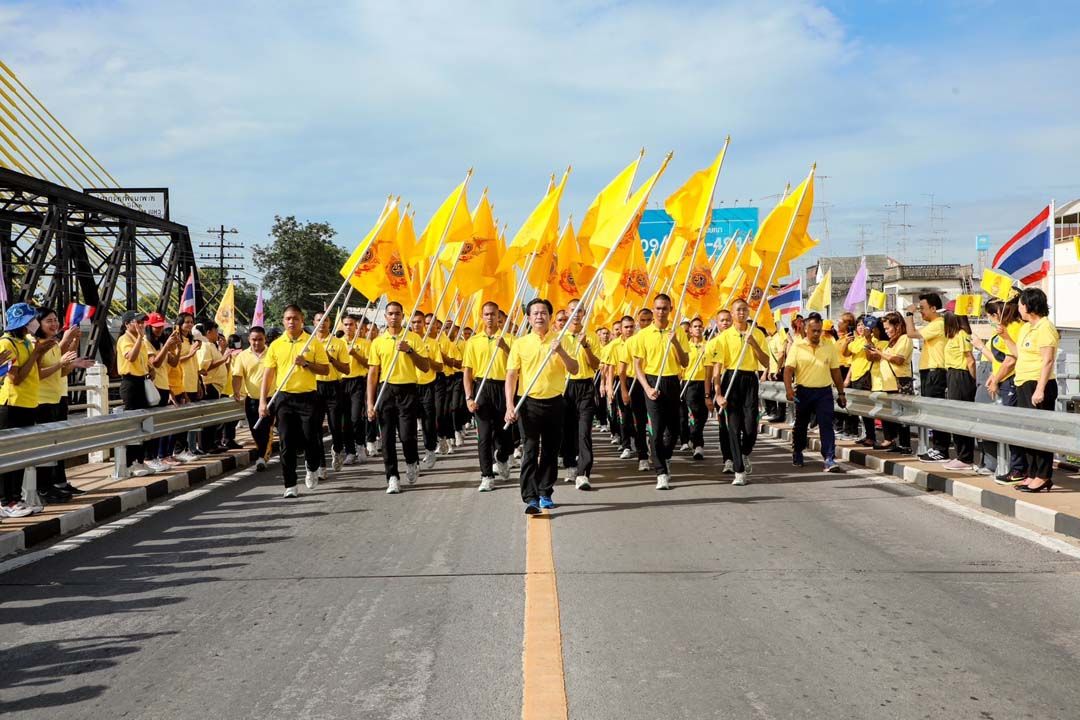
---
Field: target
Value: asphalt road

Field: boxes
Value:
[4,423,1080,719]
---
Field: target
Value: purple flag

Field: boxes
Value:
[843,257,868,312]
[252,289,264,328]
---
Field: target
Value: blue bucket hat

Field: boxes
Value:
[4,302,35,332]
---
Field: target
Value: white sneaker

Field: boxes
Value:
[283,485,298,498]
[174,451,195,463]
[129,462,155,477]
[564,468,576,483]
[656,474,671,490]
[732,472,747,486]
[2,501,33,518]
[619,448,633,460]
[332,451,344,471]
[496,459,510,481]
[680,443,690,451]
[513,447,522,460]
[366,441,377,456]
[317,466,328,480]
[478,476,494,492]
[638,460,649,472]
[146,459,170,473]
[744,457,753,475]
[692,446,704,460]
[343,453,357,466]
[386,476,401,494]
[575,475,591,490]
[420,450,437,470]
[454,431,464,447]
[305,469,319,489]
[376,437,384,453]
[406,463,419,484]
[255,458,267,471]
[722,460,734,474]
[609,436,619,445]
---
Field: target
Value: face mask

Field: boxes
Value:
[27,319,40,335]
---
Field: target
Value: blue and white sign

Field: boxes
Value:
[639,207,759,261]
[975,234,990,252]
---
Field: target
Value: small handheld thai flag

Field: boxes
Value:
[63,302,96,329]
[179,269,197,315]
[0,359,11,379]
[768,278,802,315]
[993,205,1052,285]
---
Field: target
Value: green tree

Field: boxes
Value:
[253,216,350,323]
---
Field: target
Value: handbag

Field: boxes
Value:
[144,377,161,406]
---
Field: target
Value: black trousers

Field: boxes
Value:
[274,391,323,488]
[0,404,36,502]
[920,368,950,454]
[341,376,367,455]
[244,397,272,460]
[679,391,690,446]
[630,383,649,459]
[317,380,345,464]
[595,379,609,426]
[616,384,634,451]
[475,379,512,478]
[120,375,150,464]
[997,377,1027,477]
[417,381,438,452]
[644,375,681,475]
[721,370,759,473]
[35,401,69,488]
[518,396,564,503]
[562,378,596,477]
[435,374,453,440]
[849,373,876,441]
[684,380,708,449]
[377,382,420,480]
[200,384,222,452]
[882,377,913,448]
[716,405,733,462]
[1017,379,1058,480]
[449,374,468,431]
[946,369,976,463]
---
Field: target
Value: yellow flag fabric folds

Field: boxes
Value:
[981,268,1016,300]
[578,154,642,263]
[547,220,585,311]
[868,289,886,310]
[676,240,720,320]
[214,282,236,339]
[753,174,815,256]
[806,269,831,311]
[341,202,400,300]
[501,170,568,272]
[663,146,726,261]
[955,294,983,316]
[420,179,472,258]
[448,192,501,297]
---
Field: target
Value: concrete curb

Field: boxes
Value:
[0,450,256,559]
[759,422,1080,542]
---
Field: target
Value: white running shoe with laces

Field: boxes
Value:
[406,463,419,484]
[421,450,437,470]
[305,470,319,490]
[732,472,747,486]
[386,476,401,494]
[638,460,650,472]
[478,476,494,492]
[656,474,671,490]
[619,448,633,460]
[283,486,299,498]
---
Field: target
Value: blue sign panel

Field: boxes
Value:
[639,207,759,260]
[975,234,990,252]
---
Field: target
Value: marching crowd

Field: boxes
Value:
[0,284,1062,519]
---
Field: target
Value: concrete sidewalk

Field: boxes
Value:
[760,419,1080,541]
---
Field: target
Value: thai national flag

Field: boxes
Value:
[993,205,1052,285]
[768,278,802,315]
[0,359,10,379]
[64,302,96,329]
[179,269,197,315]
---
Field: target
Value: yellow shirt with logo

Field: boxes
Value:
[368,329,428,385]
[990,321,1023,382]
[565,332,600,381]
[846,337,873,381]
[116,332,150,376]
[319,335,350,382]
[413,336,442,385]
[943,330,973,371]
[180,337,201,394]
[198,342,228,391]
[685,339,709,382]
[462,332,512,381]
[507,331,571,399]
[883,335,913,378]
[1013,317,1058,384]
[715,325,769,372]
[37,344,68,405]
[629,324,687,377]
[869,339,896,392]
[342,335,369,378]
[232,348,267,398]
[0,334,39,409]
[263,332,330,394]
[784,339,840,388]
[918,316,946,371]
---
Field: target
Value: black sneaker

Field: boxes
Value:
[524,500,541,515]
[918,449,948,463]
[56,483,86,496]
[42,488,72,504]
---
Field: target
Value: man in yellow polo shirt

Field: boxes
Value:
[463,301,513,492]
[339,313,369,465]
[622,308,653,471]
[505,298,579,515]
[631,293,688,490]
[683,317,710,461]
[410,310,443,471]
[314,310,351,475]
[259,305,330,498]
[232,325,270,470]
[904,293,949,462]
[784,315,847,472]
[560,298,601,490]
[366,301,431,494]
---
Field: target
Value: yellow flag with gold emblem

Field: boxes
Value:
[980,268,1015,300]
[214,282,236,339]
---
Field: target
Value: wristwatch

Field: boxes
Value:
[905,312,914,317]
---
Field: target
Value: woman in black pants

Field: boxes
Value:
[1005,289,1059,492]
[942,312,977,471]
[871,312,914,453]
[116,310,157,477]
[843,315,881,447]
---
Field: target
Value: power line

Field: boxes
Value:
[199,225,243,305]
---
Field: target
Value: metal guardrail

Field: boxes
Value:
[759,381,1080,459]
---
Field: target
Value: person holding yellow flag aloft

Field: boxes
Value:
[560,298,601,490]
[410,310,444,472]
[713,299,769,486]
[632,293,689,491]
[505,298,579,515]
[463,302,513,492]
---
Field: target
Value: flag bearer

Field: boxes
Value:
[713,299,769,486]
[561,299,601,490]
[410,311,443,471]
[463,301,513,492]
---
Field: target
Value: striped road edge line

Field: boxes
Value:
[758,423,1079,543]
[522,513,569,720]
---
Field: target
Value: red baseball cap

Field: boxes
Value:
[146,312,167,328]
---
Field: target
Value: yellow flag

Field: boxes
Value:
[420,177,473,258]
[590,155,671,281]
[753,173,815,256]
[806,269,831,311]
[501,170,569,272]
[955,294,983,316]
[663,146,727,262]
[578,153,642,263]
[397,209,421,267]
[342,204,400,301]
[1073,236,1080,260]
[980,268,1015,300]
[214,282,236,338]
[548,219,586,311]
[676,239,720,320]
[868,288,886,310]
[447,191,501,297]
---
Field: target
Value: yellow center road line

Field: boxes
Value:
[522,514,569,720]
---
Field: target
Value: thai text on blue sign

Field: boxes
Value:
[638,208,759,260]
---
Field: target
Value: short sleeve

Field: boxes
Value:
[784,348,797,369]
[507,342,522,372]
[828,346,840,369]
[921,318,944,342]
[366,341,381,368]
[262,344,277,369]
[1035,321,1059,349]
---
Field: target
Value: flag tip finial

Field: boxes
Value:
[811,162,817,171]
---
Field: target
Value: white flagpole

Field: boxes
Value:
[1049,198,1057,326]
[473,249,540,398]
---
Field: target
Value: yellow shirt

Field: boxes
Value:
[198,342,228,391]
[148,340,174,391]
[413,336,442,385]
[0,334,38,409]
[918,316,946,370]
[1014,317,1058,384]
[847,337,873,381]
[883,335,913,378]
[784,339,840,388]
[116,332,150,376]
[989,321,1022,382]
[232,348,266,399]
[318,335,349,382]
[629,324,687,377]
[263,332,330,394]
[565,332,600,381]
[368,329,428,385]
[767,331,788,374]
[180,337,200,394]
[685,339,709,382]
[438,335,459,377]
[37,344,68,405]
[342,335,369,378]
[606,337,631,370]
[943,330,972,371]
[869,340,896,392]
[715,325,768,372]
[462,332,512,381]
[507,331,570,399]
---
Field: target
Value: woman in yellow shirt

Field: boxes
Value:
[970,300,1027,482]
[1004,288,1059,491]
[868,312,914,453]
[116,310,158,477]
[942,313,976,471]
[842,315,881,447]
[682,317,709,459]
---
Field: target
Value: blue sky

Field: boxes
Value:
[2,0,1078,283]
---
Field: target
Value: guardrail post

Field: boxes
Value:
[21,466,42,509]
[997,441,1010,479]
[918,425,929,456]
[85,363,111,463]
[113,444,129,480]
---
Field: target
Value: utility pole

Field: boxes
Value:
[855,224,871,256]
[199,225,242,306]
[924,194,950,264]
[890,202,913,259]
